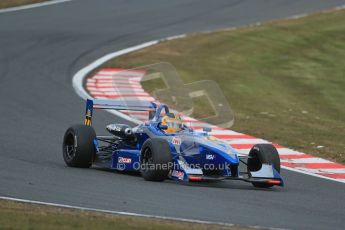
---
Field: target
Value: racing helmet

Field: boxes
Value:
[161,113,183,133]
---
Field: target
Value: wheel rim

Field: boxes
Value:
[65,133,76,161]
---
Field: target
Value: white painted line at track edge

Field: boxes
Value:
[0,196,281,230]
[0,0,72,13]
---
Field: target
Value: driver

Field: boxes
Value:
[161,113,184,133]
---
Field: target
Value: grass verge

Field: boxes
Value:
[98,9,345,164]
[0,0,47,9]
[0,199,248,230]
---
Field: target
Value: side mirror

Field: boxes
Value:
[203,127,212,132]
[159,124,168,130]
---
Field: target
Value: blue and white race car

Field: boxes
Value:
[63,99,284,188]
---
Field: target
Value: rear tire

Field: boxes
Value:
[247,144,280,188]
[140,138,172,181]
[62,124,96,168]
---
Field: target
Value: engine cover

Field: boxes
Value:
[106,124,134,139]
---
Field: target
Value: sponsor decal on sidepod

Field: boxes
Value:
[118,157,132,164]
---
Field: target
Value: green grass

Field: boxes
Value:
[98,9,345,164]
[0,0,46,9]
[0,200,247,230]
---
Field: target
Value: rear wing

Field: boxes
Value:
[84,99,156,126]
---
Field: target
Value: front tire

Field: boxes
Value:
[62,124,96,168]
[140,138,172,181]
[247,144,280,188]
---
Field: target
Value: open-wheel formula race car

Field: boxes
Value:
[63,99,284,188]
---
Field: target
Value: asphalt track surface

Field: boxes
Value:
[0,1,345,229]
